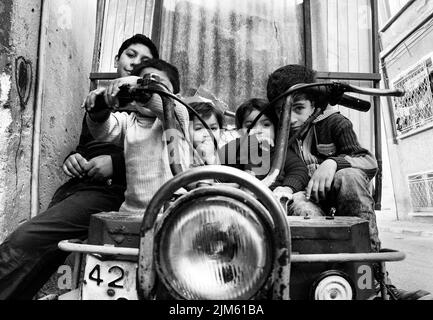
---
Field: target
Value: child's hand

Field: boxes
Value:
[104,76,141,109]
[63,153,89,178]
[306,159,337,202]
[84,155,114,181]
[83,87,106,112]
[273,186,294,205]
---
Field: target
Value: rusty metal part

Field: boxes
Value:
[137,231,156,300]
[260,98,291,188]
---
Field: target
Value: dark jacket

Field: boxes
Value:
[64,116,126,186]
[293,109,378,181]
[219,134,309,193]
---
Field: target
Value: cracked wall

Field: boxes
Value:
[0,0,97,241]
[0,0,41,241]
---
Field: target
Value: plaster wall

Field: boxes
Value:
[0,0,41,241]
[38,0,97,211]
[385,25,433,172]
[381,9,433,218]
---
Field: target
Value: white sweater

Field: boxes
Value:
[86,98,190,214]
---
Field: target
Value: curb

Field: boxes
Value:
[378,226,433,238]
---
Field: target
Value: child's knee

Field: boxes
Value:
[333,168,368,190]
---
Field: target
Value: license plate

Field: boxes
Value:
[82,254,138,300]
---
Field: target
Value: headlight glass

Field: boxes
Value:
[156,196,273,300]
[313,273,354,300]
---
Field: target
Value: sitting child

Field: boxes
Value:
[267,64,381,246]
[85,58,190,213]
[220,98,310,206]
[186,97,225,165]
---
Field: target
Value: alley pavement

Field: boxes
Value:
[376,209,433,238]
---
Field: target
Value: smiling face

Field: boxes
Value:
[189,113,221,148]
[115,43,153,77]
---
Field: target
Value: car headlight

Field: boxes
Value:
[312,271,355,300]
[154,195,273,300]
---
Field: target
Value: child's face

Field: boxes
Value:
[287,97,315,130]
[115,43,153,77]
[138,67,174,93]
[241,109,275,146]
[189,114,221,148]
[132,67,173,117]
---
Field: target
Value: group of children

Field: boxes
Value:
[1,33,425,300]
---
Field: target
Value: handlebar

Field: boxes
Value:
[271,82,405,114]
[115,77,406,189]
[260,81,405,188]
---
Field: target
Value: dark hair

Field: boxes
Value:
[117,34,159,60]
[188,102,225,129]
[235,98,278,131]
[132,59,180,94]
[266,64,316,103]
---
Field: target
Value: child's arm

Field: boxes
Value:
[273,149,309,194]
[84,88,128,147]
[306,115,378,202]
[328,116,378,180]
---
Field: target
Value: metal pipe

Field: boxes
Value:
[261,98,291,188]
[59,242,405,263]
[381,11,433,60]
[291,250,405,263]
[303,0,312,69]
[379,0,416,32]
[58,240,139,256]
[31,0,49,218]
[379,262,389,300]
[72,253,83,290]
[372,0,383,210]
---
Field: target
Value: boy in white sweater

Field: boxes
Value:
[84,59,190,213]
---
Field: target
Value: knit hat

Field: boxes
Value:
[266,64,316,102]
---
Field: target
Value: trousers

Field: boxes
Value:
[288,168,381,252]
[0,179,125,300]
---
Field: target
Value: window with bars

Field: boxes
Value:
[408,172,433,211]
[391,54,433,136]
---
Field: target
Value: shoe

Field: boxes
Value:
[387,285,431,300]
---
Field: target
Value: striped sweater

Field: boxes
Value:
[293,109,378,180]
[86,96,190,214]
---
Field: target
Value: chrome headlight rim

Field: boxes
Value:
[138,165,290,300]
[311,270,356,300]
[153,186,275,300]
